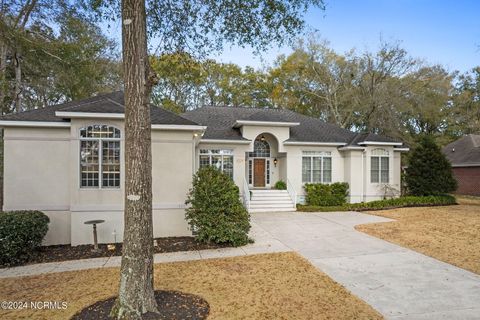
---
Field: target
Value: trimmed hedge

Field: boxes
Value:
[304,182,349,206]
[274,180,287,190]
[185,166,251,246]
[0,211,50,267]
[297,195,457,212]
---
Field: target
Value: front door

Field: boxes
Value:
[253,159,266,187]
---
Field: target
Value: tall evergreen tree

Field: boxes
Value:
[405,135,457,196]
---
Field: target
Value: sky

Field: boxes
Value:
[103,0,480,73]
[212,0,480,73]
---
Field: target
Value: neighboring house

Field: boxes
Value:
[442,134,480,196]
[0,92,408,246]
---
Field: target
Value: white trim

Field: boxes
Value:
[233,120,300,128]
[358,141,403,146]
[0,120,70,128]
[56,111,124,119]
[393,147,410,152]
[55,112,206,131]
[200,139,251,144]
[283,141,347,146]
[151,124,206,131]
[3,205,70,211]
[338,146,366,151]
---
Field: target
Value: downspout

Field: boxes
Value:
[192,133,198,175]
[362,150,367,202]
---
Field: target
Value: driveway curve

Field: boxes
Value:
[251,211,480,320]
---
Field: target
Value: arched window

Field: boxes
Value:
[371,148,389,183]
[80,125,121,188]
[249,139,270,158]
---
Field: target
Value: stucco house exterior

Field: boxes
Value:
[0,91,408,246]
[442,134,480,196]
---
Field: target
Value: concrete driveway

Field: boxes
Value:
[251,211,480,320]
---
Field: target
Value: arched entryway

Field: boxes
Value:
[248,135,271,188]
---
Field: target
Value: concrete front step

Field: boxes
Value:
[250,195,291,201]
[250,203,295,209]
[249,207,296,213]
[251,193,291,197]
[251,190,288,194]
[247,189,296,213]
[251,200,293,204]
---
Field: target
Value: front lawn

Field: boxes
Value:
[356,196,480,274]
[0,252,382,320]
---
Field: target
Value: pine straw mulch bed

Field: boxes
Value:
[0,252,383,320]
[71,290,210,320]
[356,196,480,274]
[3,237,230,268]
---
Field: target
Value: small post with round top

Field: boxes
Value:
[84,220,105,251]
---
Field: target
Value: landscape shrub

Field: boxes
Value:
[297,194,457,212]
[274,180,287,190]
[0,211,49,266]
[405,135,457,196]
[185,166,251,246]
[304,182,349,206]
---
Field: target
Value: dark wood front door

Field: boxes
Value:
[253,159,266,187]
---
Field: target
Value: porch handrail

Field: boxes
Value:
[287,178,296,208]
[243,177,250,211]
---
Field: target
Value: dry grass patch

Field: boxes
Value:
[0,252,382,320]
[356,196,480,274]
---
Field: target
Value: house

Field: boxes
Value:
[442,134,480,196]
[0,92,408,246]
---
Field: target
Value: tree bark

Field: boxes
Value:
[111,0,158,319]
[0,41,7,114]
[13,50,22,113]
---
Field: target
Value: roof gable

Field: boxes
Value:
[182,106,402,145]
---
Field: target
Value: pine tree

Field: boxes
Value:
[405,135,457,196]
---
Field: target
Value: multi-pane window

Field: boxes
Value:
[266,160,270,184]
[249,139,270,158]
[302,151,332,183]
[248,159,253,184]
[371,148,389,183]
[199,149,234,179]
[80,125,121,188]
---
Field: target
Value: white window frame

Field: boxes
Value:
[199,149,234,179]
[79,125,121,189]
[371,148,390,184]
[302,151,332,184]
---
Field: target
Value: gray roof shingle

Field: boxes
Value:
[443,134,480,166]
[182,106,402,145]
[0,91,198,126]
[0,92,405,146]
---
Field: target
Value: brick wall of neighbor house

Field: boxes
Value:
[452,167,480,196]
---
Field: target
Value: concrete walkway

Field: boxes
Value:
[0,225,291,278]
[252,212,480,320]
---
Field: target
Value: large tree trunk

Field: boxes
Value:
[13,50,22,113]
[0,41,7,114]
[111,0,158,319]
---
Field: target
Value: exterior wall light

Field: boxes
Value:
[273,158,278,167]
